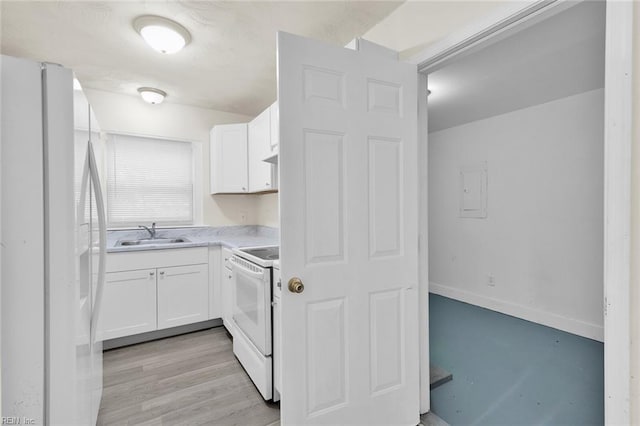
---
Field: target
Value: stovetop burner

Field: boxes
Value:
[238,246,279,261]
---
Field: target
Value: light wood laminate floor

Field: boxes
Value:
[98,327,280,426]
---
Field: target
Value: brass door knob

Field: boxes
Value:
[288,277,304,294]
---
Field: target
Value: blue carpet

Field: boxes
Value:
[429,294,604,425]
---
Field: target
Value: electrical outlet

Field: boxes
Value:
[487,274,496,287]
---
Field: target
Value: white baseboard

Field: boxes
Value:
[429,282,604,342]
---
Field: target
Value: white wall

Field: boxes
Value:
[362,0,506,58]
[83,89,260,226]
[428,88,604,341]
[256,193,279,228]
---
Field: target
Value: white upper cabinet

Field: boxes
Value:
[248,107,274,192]
[210,102,278,194]
[210,123,248,194]
[268,101,279,157]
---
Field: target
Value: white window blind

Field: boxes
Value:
[106,134,194,226]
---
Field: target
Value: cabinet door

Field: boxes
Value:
[273,267,282,400]
[221,266,235,335]
[208,246,221,320]
[97,269,157,341]
[210,123,248,194]
[273,295,281,401]
[157,264,209,330]
[248,107,273,192]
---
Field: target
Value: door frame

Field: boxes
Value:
[408,0,633,422]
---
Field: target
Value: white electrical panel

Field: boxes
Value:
[459,162,487,218]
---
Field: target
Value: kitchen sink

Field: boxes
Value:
[116,237,190,247]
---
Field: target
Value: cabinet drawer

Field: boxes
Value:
[107,247,208,272]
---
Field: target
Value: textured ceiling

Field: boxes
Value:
[1,1,403,116]
[428,1,605,132]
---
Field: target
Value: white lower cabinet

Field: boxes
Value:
[208,246,221,320]
[273,267,282,398]
[98,268,157,341]
[100,247,213,341]
[157,264,209,330]
[221,247,235,335]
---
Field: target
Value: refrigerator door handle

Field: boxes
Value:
[77,146,90,228]
[88,140,107,342]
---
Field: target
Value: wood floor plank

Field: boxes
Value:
[98,326,280,426]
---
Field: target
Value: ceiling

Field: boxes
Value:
[427,1,605,133]
[1,1,402,116]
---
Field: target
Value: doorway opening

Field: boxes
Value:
[422,1,606,424]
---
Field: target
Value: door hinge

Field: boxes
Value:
[603,296,608,316]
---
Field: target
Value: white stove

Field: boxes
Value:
[229,245,279,401]
[233,245,279,267]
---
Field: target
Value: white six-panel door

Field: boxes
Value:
[278,32,419,425]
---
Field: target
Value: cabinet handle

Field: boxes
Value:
[228,275,232,279]
[160,271,165,276]
[266,182,270,186]
[150,272,155,277]
[242,187,246,191]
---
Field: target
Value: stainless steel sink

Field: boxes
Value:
[116,237,190,247]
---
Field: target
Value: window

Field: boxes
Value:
[106,133,195,226]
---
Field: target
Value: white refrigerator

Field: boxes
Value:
[1,55,106,425]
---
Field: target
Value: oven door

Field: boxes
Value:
[231,255,272,356]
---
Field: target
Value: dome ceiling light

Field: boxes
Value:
[133,15,191,54]
[137,87,167,104]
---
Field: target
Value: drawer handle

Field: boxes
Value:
[149,272,155,277]
[160,271,165,276]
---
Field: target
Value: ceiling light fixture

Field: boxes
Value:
[137,87,167,104]
[133,15,191,54]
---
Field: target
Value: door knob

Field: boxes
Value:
[288,277,304,294]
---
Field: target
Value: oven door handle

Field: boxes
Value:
[230,257,266,278]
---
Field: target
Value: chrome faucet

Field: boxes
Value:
[139,222,157,239]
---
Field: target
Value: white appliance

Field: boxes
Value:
[230,246,279,401]
[1,55,106,425]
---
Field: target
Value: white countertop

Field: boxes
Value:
[106,225,279,253]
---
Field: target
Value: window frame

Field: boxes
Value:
[104,132,203,228]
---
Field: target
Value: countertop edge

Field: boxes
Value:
[106,239,275,254]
